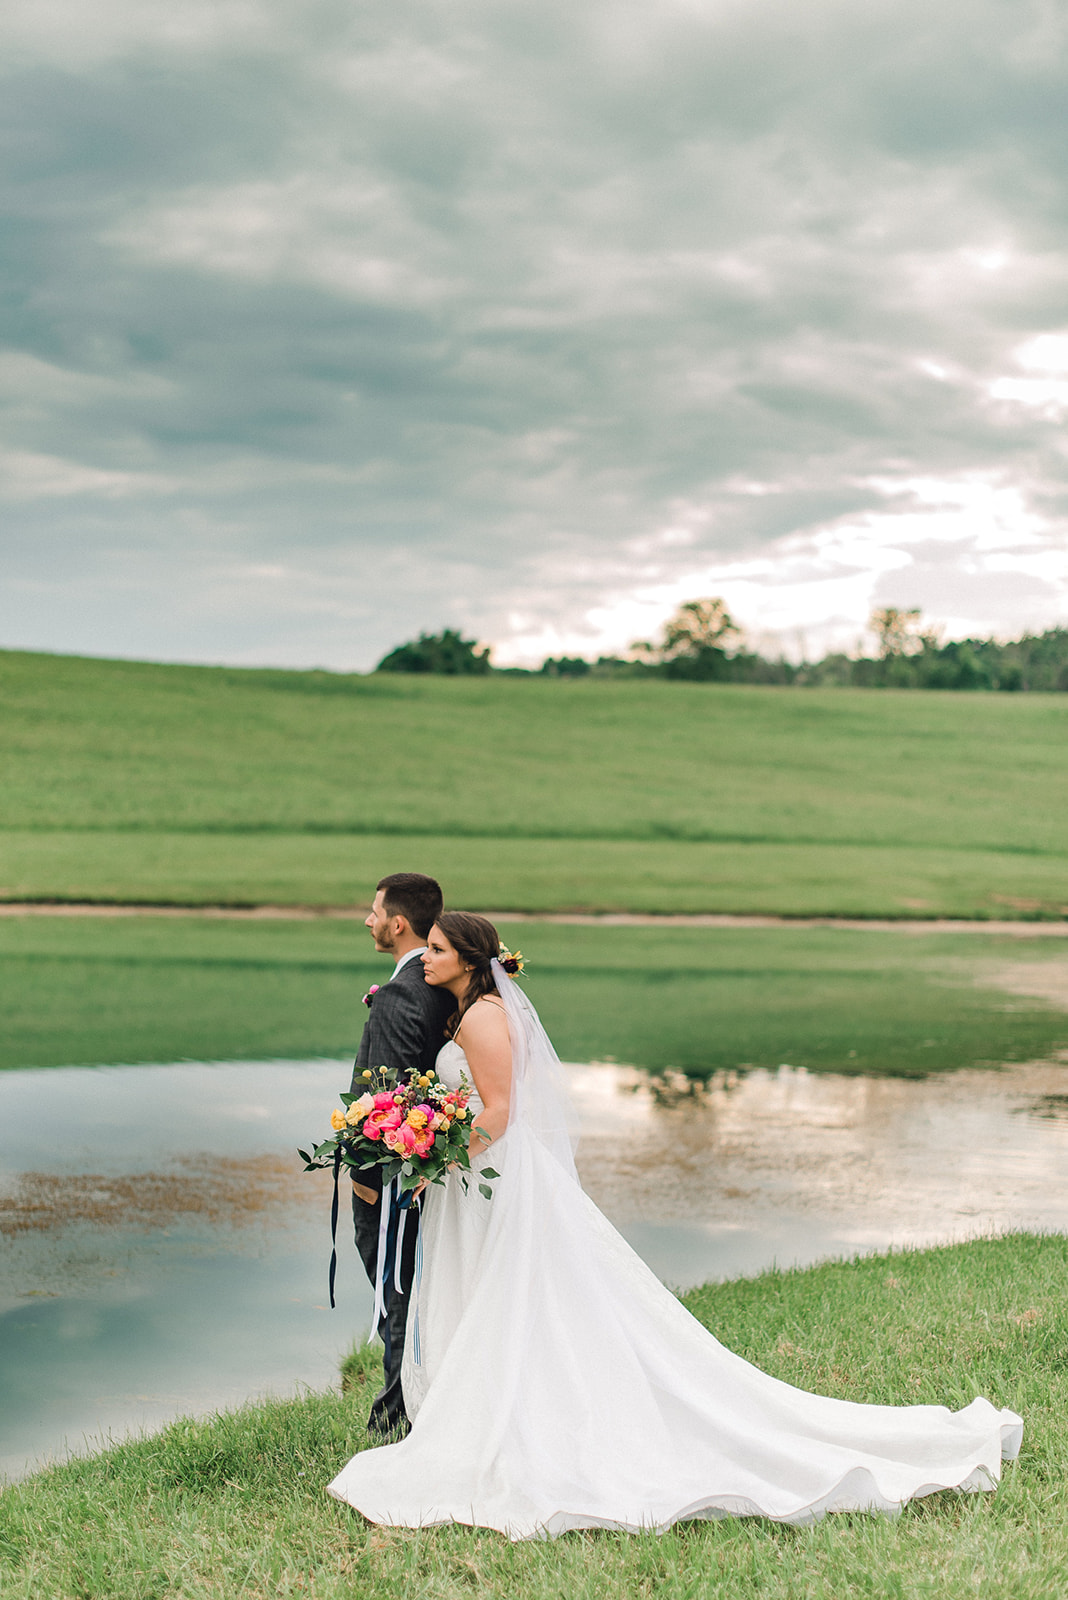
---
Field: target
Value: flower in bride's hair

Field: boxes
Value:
[498,946,525,976]
[330,1108,347,1131]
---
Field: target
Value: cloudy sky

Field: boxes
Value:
[3,0,1068,669]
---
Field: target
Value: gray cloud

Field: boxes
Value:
[1,0,1067,667]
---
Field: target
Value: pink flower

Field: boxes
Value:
[372,1092,396,1110]
[412,1128,434,1158]
[385,1124,419,1155]
[362,984,380,1007]
[363,1106,403,1141]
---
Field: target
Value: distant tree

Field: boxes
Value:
[662,598,741,656]
[798,652,855,687]
[539,656,592,678]
[870,606,922,659]
[376,628,492,675]
[913,638,992,690]
[634,597,743,681]
[1012,626,1068,691]
[527,612,1068,695]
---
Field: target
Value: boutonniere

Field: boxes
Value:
[362,984,381,1007]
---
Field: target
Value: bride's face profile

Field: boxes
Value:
[421,925,468,994]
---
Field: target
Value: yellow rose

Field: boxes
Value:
[353,1091,374,1115]
[330,1109,347,1131]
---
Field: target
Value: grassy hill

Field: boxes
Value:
[2,649,1067,915]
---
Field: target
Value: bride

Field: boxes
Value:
[328,912,1022,1540]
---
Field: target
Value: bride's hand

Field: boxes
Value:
[412,1178,429,1199]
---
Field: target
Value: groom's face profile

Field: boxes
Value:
[365,890,403,953]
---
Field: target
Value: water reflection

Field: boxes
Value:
[2,1054,1067,1481]
[571,1058,1068,1273]
[1017,1093,1068,1123]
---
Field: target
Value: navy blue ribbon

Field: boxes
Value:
[327,1156,419,1332]
[328,1146,342,1309]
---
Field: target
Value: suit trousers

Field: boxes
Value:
[351,1180,419,1435]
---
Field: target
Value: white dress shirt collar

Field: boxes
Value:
[390,946,427,981]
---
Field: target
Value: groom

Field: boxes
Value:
[349,871,454,1436]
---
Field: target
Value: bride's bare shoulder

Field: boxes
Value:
[456,996,508,1041]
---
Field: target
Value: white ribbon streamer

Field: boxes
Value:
[394,1199,410,1294]
[369,1175,393,1336]
[412,1219,424,1366]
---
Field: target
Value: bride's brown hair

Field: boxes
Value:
[435,910,501,1038]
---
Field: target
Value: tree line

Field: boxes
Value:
[376,604,1068,691]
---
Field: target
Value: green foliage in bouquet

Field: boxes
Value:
[299,1064,499,1199]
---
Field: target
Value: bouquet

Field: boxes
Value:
[299,1064,499,1201]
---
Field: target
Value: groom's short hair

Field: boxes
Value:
[377,873,444,939]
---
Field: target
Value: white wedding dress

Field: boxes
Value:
[327,974,1022,1541]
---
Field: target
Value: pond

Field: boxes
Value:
[2,1053,1067,1481]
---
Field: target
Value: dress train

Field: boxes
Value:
[327,1041,1021,1540]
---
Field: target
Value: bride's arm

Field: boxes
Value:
[455,1002,512,1159]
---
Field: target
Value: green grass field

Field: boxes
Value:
[2,649,1067,916]
[1,1234,1061,1600]
[2,915,1065,1076]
